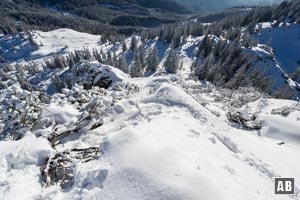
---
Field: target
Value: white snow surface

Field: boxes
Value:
[257,23,300,74]
[0,29,102,64]
[1,75,300,200]
[0,29,201,74]
[89,61,130,85]
[0,28,300,200]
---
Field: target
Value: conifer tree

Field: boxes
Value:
[122,40,127,52]
[164,48,179,74]
[117,54,128,74]
[130,56,143,78]
[146,45,159,72]
[138,44,146,69]
[130,35,138,52]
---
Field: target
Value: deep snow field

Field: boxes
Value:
[1,72,300,200]
[0,28,300,200]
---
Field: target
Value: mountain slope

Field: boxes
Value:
[1,61,300,200]
[256,23,300,74]
[176,0,283,10]
[123,0,191,13]
[1,21,299,98]
[1,1,300,199]
[0,0,185,35]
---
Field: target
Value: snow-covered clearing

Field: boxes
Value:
[0,29,101,64]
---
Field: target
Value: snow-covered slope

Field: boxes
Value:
[0,29,102,64]
[252,22,300,92]
[256,23,300,74]
[1,67,300,199]
[1,25,300,200]
[2,27,298,97]
[0,28,200,70]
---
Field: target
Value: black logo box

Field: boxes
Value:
[275,178,295,195]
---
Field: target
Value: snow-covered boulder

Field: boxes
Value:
[70,60,129,89]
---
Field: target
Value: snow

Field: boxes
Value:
[1,28,300,200]
[0,29,102,64]
[260,113,300,145]
[257,24,300,73]
[261,22,273,29]
[2,73,300,199]
[87,81,300,200]
[36,102,81,137]
[90,61,130,85]
[67,60,130,91]
[250,24,300,91]
[0,134,54,200]
[0,29,203,75]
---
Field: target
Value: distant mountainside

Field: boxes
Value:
[176,0,283,10]
[0,0,188,35]
[1,0,300,98]
[122,0,191,13]
[39,0,190,14]
[3,0,279,36]
[1,17,300,200]
[1,2,300,198]
[1,1,300,99]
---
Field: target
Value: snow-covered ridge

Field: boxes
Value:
[1,65,300,199]
[1,24,300,200]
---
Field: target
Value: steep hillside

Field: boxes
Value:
[120,0,191,13]
[1,1,300,200]
[256,23,300,74]
[1,19,300,99]
[1,60,300,200]
[176,0,283,10]
[0,0,186,35]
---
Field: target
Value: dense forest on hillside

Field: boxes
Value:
[1,0,300,99]
[2,1,300,199]
[0,0,186,35]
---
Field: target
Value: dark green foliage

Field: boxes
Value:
[111,16,175,27]
[146,45,159,73]
[1,0,299,100]
[130,35,138,52]
[117,54,129,73]
[273,84,295,99]
[130,55,143,77]
[192,36,273,94]
[0,0,185,35]
[127,0,190,14]
[164,48,179,74]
